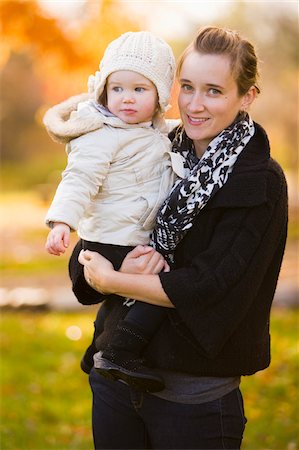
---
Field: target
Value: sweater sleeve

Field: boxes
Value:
[45,127,117,230]
[159,167,288,358]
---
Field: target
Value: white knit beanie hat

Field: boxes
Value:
[92,31,175,112]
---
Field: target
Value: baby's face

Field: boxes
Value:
[106,71,158,124]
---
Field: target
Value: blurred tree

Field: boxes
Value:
[0,0,297,186]
[1,52,44,162]
[1,0,140,101]
[0,0,91,72]
[0,0,140,169]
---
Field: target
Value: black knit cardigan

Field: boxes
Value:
[79,122,288,377]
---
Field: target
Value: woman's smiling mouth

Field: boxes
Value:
[187,115,209,125]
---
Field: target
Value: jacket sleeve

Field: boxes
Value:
[159,166,288,358]
[45,127,118,230]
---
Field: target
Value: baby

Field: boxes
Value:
[44,31,183,392]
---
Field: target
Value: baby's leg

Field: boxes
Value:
[94,301,166,392]
[76,242,133,372]
[124,301,166,339]
[80,242,165,392]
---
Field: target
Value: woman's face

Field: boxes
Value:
[178,51,255,157]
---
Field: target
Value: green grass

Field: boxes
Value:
[0,309,298,449]
[241,309,299,449]
[0,311,95,450]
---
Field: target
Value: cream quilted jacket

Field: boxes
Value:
[45,95,184,246]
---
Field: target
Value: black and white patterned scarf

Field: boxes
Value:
[150,113,255,263]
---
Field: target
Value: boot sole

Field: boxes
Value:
[94,358,165,393]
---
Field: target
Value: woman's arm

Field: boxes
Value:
[78,248,174,308]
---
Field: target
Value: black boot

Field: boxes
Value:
[93,321,165,393]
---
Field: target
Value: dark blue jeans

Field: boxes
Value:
[89,368,247,449]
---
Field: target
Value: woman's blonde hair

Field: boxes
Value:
[177,26,260,95]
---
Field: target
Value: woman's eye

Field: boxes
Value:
[135,87,145,92]
[181,84,193,91]
[208,88,221,95]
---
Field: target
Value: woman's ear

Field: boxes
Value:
[241,86,257,111]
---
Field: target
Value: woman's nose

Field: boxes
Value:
[188,92,205,112]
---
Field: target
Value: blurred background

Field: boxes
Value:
[0,1,298,449]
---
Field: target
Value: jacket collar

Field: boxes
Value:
[43,93,167,145]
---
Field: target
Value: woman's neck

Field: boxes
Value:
[193,140,207,159]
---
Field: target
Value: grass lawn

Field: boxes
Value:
[1,311,94,450]
[0,308,298,450]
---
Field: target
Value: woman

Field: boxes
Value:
[78,26,288,450]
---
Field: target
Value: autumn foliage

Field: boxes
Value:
[0,0,297,174]
[0,0,140,101]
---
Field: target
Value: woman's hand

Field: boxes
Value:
[78,247,173,307]
[78,249,113,294]
[120,245,170,274]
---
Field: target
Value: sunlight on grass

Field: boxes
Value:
[0,311,95,449]
[241,309,299,449]
[0,308,298,449]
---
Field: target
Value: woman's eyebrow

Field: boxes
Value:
[179,79,225,90]
[179,78,192,83]
[206,82,225,89]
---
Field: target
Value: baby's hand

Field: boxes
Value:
[45,222,70,256]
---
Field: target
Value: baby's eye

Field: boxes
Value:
[112,86,122,92]
[135,87,145,92]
